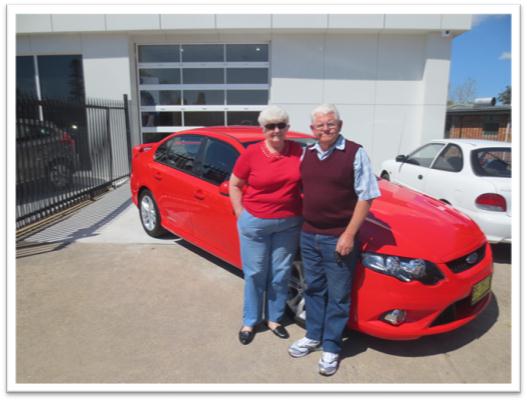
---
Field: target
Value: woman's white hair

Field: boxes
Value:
[257,105,290,126]
[310,103,340,122]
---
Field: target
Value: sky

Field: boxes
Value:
[449,14,511,104]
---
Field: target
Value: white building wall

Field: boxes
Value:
[16,13,470,169]
[268,31,452,170]
[81,34,131,100]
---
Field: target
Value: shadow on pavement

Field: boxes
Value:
[170,235,501,360]
[174,238,244,280]
[17,186,132,258]
[16,241,70,259]
[491,243,511,264]
[340,293,499,360]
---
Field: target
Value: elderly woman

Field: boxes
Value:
[229,105,303,345]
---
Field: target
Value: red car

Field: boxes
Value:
[130,126,493,341]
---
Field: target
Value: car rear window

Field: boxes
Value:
[242,137,315,148]
[471,147,511,178]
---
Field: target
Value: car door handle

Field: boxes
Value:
[418,174,423,180]
[194,189,205,200]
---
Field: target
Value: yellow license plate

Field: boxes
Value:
[471,275,492,305]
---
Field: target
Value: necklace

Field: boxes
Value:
[261,141,289,159]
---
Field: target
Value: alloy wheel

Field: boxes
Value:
[140,195,157,232]
[287,260,307,325]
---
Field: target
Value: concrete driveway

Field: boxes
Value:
[15,183,513,386]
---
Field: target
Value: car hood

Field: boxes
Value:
[360,180,486,263]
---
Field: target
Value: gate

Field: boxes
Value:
[16,95,133,230]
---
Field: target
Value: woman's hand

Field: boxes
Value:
[229,174,246,219]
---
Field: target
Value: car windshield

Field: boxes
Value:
[471,147,511,178]
[290,137,316,147]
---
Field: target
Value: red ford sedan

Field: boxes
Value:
[130,126,493,341]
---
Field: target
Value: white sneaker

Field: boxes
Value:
[288,337,320,358]
[318,352,339,376]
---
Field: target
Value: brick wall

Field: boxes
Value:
[448,113,511,142]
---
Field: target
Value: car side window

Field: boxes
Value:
[471,148,511,178]
[405,143,445,168]
[200,138,239,185]
[431,144,463,172]
[154,135,203,172]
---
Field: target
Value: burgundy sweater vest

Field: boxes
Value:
[300,140,361,236]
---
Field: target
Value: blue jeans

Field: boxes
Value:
[237,210,302,327]
[300,230,359,354]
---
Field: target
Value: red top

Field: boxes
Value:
[233,140,303,218]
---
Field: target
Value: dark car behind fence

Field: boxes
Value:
[16,95,133,231]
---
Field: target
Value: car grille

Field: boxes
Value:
[430,291,490,327]
[446,245,486,273]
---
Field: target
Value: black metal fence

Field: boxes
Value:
[16,95,132,230]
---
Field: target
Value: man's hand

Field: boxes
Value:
[336,232,355,256]
[336,199,373,256]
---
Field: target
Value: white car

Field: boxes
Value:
[380,139,511,243]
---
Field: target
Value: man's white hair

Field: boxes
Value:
[310,104,340,122]
[258,105,290,126]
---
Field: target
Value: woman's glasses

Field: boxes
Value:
[264,122,288,130]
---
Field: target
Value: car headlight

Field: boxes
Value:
[361,253,444,285]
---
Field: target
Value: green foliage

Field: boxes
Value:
[497,86,511,105]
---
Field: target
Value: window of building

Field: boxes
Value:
[483,122,500,136]
[16,55,85,102]
[16,56,37,98]
[137,43,269,143]
[16,54,86,128]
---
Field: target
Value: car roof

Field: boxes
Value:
[175,125,314,143]
[431,138,511,149]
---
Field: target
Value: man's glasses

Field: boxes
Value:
[264,122,288,130]
[314,121,339,130]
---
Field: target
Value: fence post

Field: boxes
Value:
[123,94,132,171]
[106,105,113,183]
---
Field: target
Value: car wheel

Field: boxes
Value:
[48,160,73,190]
[286,260,307,327]
[139,190,167,238]
[381,171,390,181]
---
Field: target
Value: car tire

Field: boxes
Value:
[286,260,307,328]
[48,160,73,190]
[381,171,390,181]
[139,190,167,238]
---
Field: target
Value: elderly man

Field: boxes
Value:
[288,104,380,376]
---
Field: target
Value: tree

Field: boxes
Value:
[450,78,477,104]
[497,86,511,105]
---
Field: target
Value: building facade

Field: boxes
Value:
[446,104,512,142]
[16,13,472,171]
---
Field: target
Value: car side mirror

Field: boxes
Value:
[395,155,407,163]
[219,180,229,196]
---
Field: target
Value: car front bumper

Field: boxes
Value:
[349,242,494,340]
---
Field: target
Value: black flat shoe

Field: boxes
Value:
[239,329,255,345]
[270,325,289,339]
